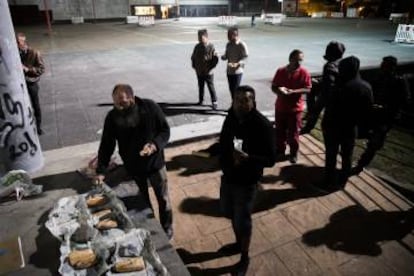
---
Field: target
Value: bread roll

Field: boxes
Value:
[68,249,97,269]
[114,257,145,273]
[86,194,107,207]
[92,209,111,220]
[96,218,118,230]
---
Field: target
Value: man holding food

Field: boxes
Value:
[94,84,173,239]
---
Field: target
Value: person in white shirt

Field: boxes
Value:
[221,27,248,99]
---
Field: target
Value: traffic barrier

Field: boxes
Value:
[311,12,327,18]
[218,16,237,26]
[138,16,155,26]
[264,13,286,24]
[346,8,358,18]
[394,24,414,44]
[330,12,344,18]
[126,16,139,24]
[389,13,409,24]
[71,16,84,24]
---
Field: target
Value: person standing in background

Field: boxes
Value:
[221,27,248,99]
[191,29,219,110]
[17,32,45,135]
[272,49,312,164]
[351,56,409,175]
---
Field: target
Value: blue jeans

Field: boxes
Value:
[227,73,242,99]
[220,176,256,242]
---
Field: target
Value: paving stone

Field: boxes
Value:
[378,240,414,276]
[257,210,301,247]
[299,241,353,270]
[281,199,331,234]
[338,256,396,276]
[343,183,378,210]
[247,250,292,276]
[274,241,323,276]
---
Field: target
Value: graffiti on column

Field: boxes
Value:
[0,49,38,162]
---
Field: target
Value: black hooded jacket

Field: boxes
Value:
[97,97,170,176]
[322,56,373,134]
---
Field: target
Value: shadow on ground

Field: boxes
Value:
[166,154,220,176]
[302,205,414,256]
[179,164,325,217]
[177,247,239,275]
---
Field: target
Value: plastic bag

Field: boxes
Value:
[0,170,42,200]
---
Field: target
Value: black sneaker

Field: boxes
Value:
[289,153,298,164]
[350,166,363,176]
[234,256,250,276]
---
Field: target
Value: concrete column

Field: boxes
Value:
[0,0,44,175]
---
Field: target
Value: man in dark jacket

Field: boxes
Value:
[301,41,346,134]
[191,29,219,110]
[95,84,173,239]
[17,33,45,135]
[219,85,276,275]
[315,56,373,191]
[351,56,409,175]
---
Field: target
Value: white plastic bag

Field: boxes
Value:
[0,170,42,200]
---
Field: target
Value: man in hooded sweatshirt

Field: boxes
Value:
[94,84,173,239]
[314,56,373,191]
[301,41,346,134]
[351,56,409,175]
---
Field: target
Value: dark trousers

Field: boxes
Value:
[27,82,41,129]
[220,176,256,246]
[323,128,355,182]
[197,74,217,103]
[275,111,302,155]
[134,167,172,232]
[357,126,388,169]
[227,73,242,99]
